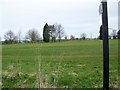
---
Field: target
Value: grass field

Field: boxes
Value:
[2,40,118,88]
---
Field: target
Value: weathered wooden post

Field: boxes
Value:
[101,0,109,89]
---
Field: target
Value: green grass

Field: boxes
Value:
[2,40,118,88]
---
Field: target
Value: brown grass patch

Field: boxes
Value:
[7,65,15,71]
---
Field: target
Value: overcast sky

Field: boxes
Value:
[0,0,119,40]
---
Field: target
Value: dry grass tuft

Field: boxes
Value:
[7,65,15,71]
[7,73,16,78]
[69,72,78,76]
[77,64,86,67]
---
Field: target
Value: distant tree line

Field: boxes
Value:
[1,23,66,44]
[1,24,120,44]
[2,29,41,44]
[70,33,87,40]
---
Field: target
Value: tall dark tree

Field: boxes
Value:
[43,23,50,42]
[99,25,102,40]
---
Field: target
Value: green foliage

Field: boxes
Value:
[2,40,118,88]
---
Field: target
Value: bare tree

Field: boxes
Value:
[4,30,17,44]
[111,30,117,39]
[53,23,65,42]
[18,31,22,43]
[26,29,40,42]
[70,35,75,40]
[65,35,67,40]
[81,33,87,40]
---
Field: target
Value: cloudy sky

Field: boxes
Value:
[0,0,119,40]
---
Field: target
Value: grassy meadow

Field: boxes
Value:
[2,40,118,88]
